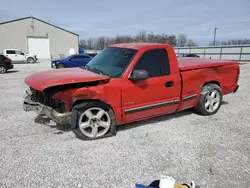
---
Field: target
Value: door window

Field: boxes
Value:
[15,50,25,55]
[133,49,170,77]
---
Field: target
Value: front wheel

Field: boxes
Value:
[71,101,117,140]
[56,63,65,69]
[27,57,35,63]
[195,83,223,116]
[0,66,7,74]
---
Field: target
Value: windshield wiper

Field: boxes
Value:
[83,65,108,76]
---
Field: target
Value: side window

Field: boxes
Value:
[71,56,82,60]
[6,50,15,54]
[133,49,170,77]
[15,51,22,55]
[82,55,91,58]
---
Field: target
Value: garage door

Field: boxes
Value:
[27,37,50,59]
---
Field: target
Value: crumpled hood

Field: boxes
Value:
[25,67,110,91]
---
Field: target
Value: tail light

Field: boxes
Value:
[4,58,11,62]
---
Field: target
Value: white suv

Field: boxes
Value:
[3,49,38,63]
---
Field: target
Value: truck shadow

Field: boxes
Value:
[34,115,72,134]
[118,101,229,132]
[117,109,193,132]
[34,101,229,134]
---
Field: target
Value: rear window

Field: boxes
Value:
[6,50,15,54]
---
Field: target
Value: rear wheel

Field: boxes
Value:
[195,83,222,115]
[27,57,35,63]
[56,63,65,69]
[71,101,117,140]
[0,66,7,74]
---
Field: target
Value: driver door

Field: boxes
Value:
[69,55,90,67]
[68,55,81,67]
[121,48,181,123]
[15,50,26,62]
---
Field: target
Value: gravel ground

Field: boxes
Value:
[0,61,250,188]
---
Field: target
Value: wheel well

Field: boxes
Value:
[203,81,220,87]
[72,99,113,111]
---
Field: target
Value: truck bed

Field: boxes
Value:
[178,58,238,71]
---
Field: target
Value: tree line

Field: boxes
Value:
[79,30,250,50]
[208,39,250,46]
[79,30,197,50]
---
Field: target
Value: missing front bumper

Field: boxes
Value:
[23,95,71,125]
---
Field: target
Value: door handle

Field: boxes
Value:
[165,81,174,87]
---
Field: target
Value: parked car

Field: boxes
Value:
[51,54,93,69]
[0,54,14,74]
[3,49,38,63]
[178,53,200,58]
[85,52,98,58]
[23,43,240,140]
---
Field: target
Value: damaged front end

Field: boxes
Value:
[23,80,107,125]
[23,87,71,125]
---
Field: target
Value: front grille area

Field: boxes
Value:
[30,87,65,113]
[30,88,46,104]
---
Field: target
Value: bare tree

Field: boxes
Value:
[187,39,197,47]
[79,39,88,49]
[134,30,147,42]
[87,38,94,50]
[95,36,106,50]
[177,34,188,47]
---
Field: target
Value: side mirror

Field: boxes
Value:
[129,70,149,81]
[68,58,72,61]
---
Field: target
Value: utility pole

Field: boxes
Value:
[213,27,218,46]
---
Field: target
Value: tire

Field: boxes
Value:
[71,101,117,140]
[194,83,223,116]
[27,57,35,64]
[56,63,65,69]
[0,65,7,74]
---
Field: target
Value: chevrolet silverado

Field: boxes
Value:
[23,43,240,140]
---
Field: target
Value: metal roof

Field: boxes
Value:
[0,16,79,36]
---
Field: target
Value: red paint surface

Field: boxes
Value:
[178,57,238,71]
[25,68,109,91]
[25,43,239,125]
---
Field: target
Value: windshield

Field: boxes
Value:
[66,55,73,59]
[86,47,138,78]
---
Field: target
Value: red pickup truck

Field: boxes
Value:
[23,43,240,140]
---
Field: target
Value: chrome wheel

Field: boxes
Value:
[0,66,6,74]
[205,90,220,113]
[78,107,111,138]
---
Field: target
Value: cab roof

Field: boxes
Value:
[108,43,172,50]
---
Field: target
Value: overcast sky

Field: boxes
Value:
[1,0,250,45]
